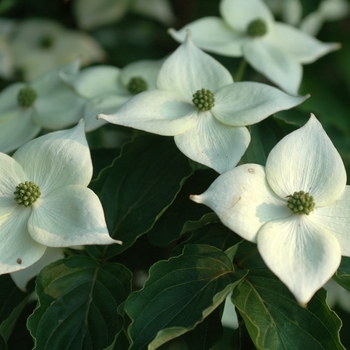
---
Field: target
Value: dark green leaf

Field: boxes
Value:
[125,244,247,350]
[27,256,132,350]
[87,134,193,259]
[232,267,344,350]
[333,256,350,292]
[174,221,243,257]
[147,169,218,247]
[0,274,30,342]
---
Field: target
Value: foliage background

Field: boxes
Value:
[1,0,350,349]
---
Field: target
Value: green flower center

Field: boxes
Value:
[247,18,268,37]
[192,88,215,111]
[127,76,148,94]
[287,191,315,215]
[14,181,41,207]
[17,86,37,108]
[39,35,54,49]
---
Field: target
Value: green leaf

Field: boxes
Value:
[181,306,224,349]
[125,244,247,350]
[174,221,243,257]
[0,334,6,350]
[241,116,298,165]
[147,169,218,247]
[27,256,132,350]
[0,274,30,343]
[333,257,350,292]
[232,267,344,350]
[87,133,193,259]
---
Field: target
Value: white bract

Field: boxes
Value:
[74,0,176,30]
[9,18,105,82]
[191,115,350,305]
[98,31,308,174]
[0,120,121,275]
[0,60,86,153]
[169,0,340,95]
[62,59,163,131]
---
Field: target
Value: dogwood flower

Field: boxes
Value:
[9,18,105,81]
[169,0,339,95]
[61,59,163,131]
[191,115,350,304]
[98,31,307,174]
[0,60,85,153]
[0,120,121,275]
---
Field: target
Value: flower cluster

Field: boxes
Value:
[0,0,350,348]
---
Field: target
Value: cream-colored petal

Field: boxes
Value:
[243,38,302,95]
[13,120,92,195]
[266,115,347,207]
[312,186,350,256]
[258,216,341,305]
[168,17,244,57]
[0,208,46,274]
[28,185,121,246]
[0,153,26,218]
[157,31,233,102]
[271,22,340,64]
[213,82,308,126]
[98,90,198,136]
[220,0,274,33]
[191,164,289,242]
[175,113,251,173]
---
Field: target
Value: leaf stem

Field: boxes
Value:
[234,58,247,82]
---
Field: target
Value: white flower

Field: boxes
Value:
[0,60,86,153]
[0,120,121,275]
[9,18,105,82]
[74,0,176,30]
[98,31,308,174]
[169,0,339,95]
[61,59,163,131]
[191,115,350,305]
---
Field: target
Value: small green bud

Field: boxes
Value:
[39,35,54,49]
[247,18,267,37]
[17,86,37,108]
[127,76,148,95]
[287,191,315,215]
[192,88,215,111]
[14,181,41,207]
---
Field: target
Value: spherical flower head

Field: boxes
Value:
[17,86,37,108]
[287,191,315,215]
[0,120,121,275]
[14,181,41,207]
[191,114,350,305]
[192,88,215,111]
[246,18,268,37]
[127,76,148,95]
[39,35,54,49]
